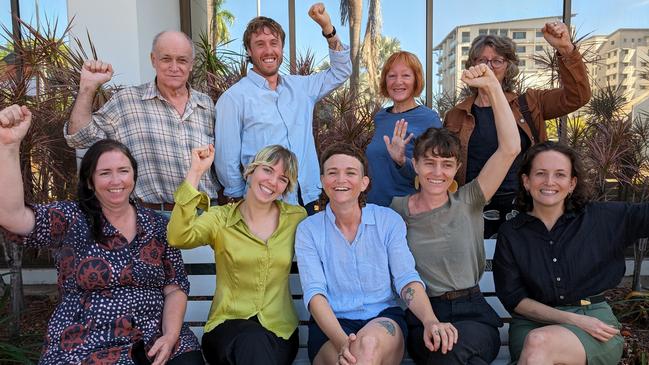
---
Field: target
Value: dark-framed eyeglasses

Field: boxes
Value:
[475,57,507,69]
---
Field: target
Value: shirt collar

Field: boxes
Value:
[324,203,376,227]
[225,200,289,227]
[512,209,579,229]
[142,79,209,109]
[247,68,281,90]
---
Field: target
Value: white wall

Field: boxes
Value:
[67,0,180,86]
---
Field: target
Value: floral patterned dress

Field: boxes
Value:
[18,201,200,364]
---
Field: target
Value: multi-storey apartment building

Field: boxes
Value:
[583,29,649,111]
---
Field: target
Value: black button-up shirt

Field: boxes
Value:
[493,201,649,312]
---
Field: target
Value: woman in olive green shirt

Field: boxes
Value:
[167,144,307,365]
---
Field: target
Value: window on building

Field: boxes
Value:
[479,29,487,35]
[536,31,543,38]
[535,45,544,52]
[623,49,629,55]
[462,31,470,42]
[489,29,498,35]
[513,31,526,39]
[611,40,615,45]
[461,46,469,56]
[500,29,508,37]
[516,45,526,53]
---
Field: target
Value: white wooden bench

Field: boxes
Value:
[181,239,511,364]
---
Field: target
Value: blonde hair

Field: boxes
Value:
[243,145,298,195]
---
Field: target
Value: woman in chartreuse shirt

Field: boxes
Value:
[167,144,306,365]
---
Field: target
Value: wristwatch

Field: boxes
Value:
[322,26,336,39]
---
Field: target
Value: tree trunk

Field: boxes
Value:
[347,0,363,97]
[0,232,24,337]
[632,238,648,291]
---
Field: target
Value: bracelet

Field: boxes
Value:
[322,25,336,39]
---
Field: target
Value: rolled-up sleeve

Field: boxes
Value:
[295,220,328,309]
[384,211,424,295]
[63,96,123,148]
[493,233,529,312]
[167,181,221,249]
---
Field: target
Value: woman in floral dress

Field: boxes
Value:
[0,105,203,365]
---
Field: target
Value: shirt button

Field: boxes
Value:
[549,240,554,245]
[556,277,561,281]
[559,295,564,300]
[553,258,557,262]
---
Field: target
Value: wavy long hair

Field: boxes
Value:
[78,140,138,241]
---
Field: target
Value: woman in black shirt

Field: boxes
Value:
[493,141,649,365]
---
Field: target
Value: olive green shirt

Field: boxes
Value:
[167,181,307,339]
[390,180,486,297]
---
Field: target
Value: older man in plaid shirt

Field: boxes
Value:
[65,30,220,211]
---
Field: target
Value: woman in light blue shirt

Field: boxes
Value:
[296,143,455,365]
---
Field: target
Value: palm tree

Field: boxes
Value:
[360,0,382,97]
[339,0,363,96]
[209,0,235,49]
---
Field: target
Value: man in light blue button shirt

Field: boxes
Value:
[214,3,351,213]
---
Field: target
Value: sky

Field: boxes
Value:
[1,0,647,87]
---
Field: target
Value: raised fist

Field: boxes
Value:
[308,3,332,31]
[79,59,114,90]
[0,105,32,145]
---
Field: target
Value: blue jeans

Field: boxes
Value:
[406,289,502,365]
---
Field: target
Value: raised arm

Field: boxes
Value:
[68,60,114,135]
[0,105,36,235]
[306,3,352,100]
[528,22,591,121]
[308,2,342,51]
[167,144,219,249]
[464,64,521,201]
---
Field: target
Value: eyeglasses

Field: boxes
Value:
[475,57,507,69]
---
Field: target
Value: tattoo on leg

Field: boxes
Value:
[377,320,396,336]
[404,287,415,307]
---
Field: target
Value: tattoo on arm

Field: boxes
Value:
[327,36,342,51]
[403,287,415,307]
[377,320,396,336]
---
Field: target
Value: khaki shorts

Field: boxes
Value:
[509,302,623,365]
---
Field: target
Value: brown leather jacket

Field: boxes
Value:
[444,49,591,186]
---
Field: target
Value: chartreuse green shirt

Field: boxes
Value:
[167,181,307,339]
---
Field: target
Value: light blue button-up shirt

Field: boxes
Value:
[214,46,352,205]
[295,203,423,320]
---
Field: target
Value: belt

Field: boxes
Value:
[564,294,606,307]
[138,201,175,211]
[435,286,481,301]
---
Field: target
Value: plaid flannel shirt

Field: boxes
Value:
[65,81,220,203]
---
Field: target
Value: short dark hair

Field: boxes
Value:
[78,140,138,241]
[516,141,591,213]
[319,143,370,205]
[243,16,285,60]
[413,127,461,161]
[465,34,520,93]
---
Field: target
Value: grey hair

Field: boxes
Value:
[151,30,195,59]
